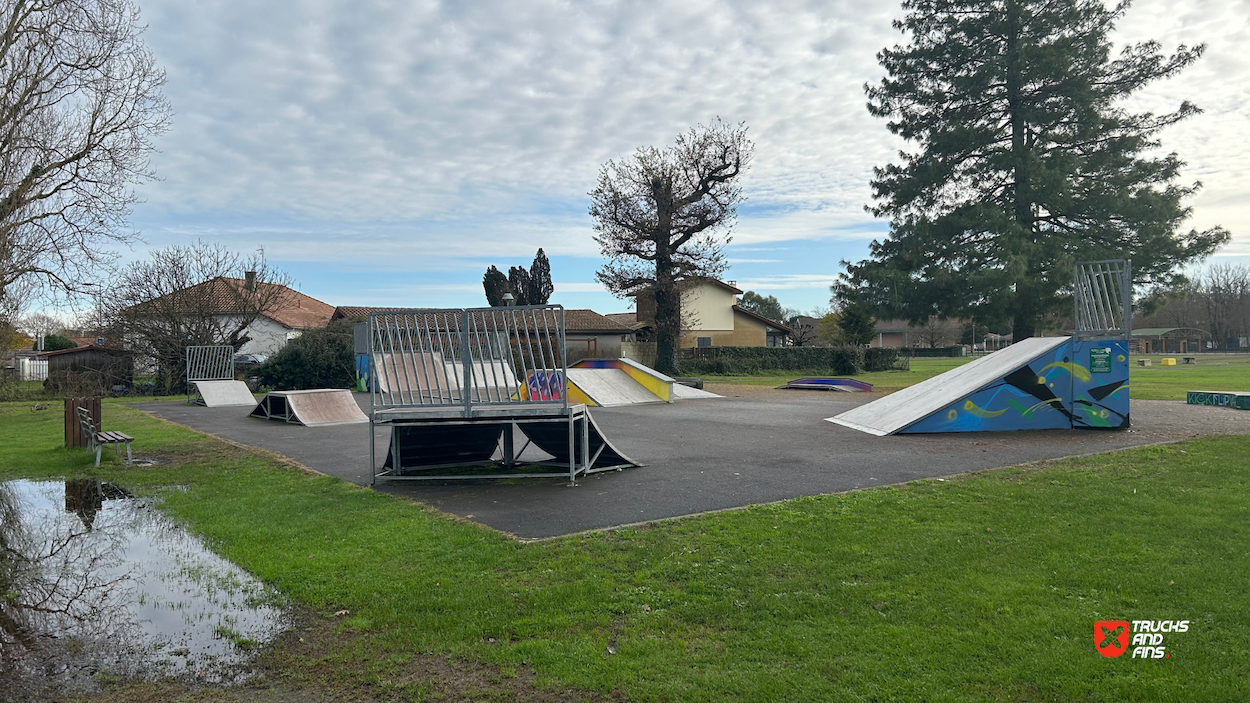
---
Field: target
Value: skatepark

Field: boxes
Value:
[135,388,1247,539]
[144,280,1247,539]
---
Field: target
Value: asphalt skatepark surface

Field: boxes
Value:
[133,387,1250,539]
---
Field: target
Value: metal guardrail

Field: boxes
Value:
[368,305,568,415]
[1074,259,1131,341]
[185,345,236,402]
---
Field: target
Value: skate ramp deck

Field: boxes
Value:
[192,380,256,407]
[828,336,1072,436]
[566,368,664,407]
[250,389,369,426]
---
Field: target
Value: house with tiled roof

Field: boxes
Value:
[130,276,334,356]
[626,278,792,348]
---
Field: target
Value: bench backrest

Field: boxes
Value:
[76,406,96,442]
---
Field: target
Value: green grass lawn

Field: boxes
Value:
[2,400,1248,701]
[706,354,1250,401]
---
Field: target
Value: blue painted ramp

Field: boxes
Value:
[828,337,1129,435]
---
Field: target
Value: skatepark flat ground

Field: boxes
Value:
[132,386,1250,539]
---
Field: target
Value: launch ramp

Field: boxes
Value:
[828,336,1071,435]
[186,346,255,406]
[829,260,1132,435]
[250,389,368,426]
[192,380,256,407]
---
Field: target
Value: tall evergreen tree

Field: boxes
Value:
[838,0,1228,340]
[483,266,510,306]
[838,305,877,346]
[738,291,786,323]
[529,249,555,305]
[507,266,533,306]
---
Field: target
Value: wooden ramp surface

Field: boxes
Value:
[566,368,665,406]
[192,380,256,407]
[827,336,1071,436]
[251,389,368,426]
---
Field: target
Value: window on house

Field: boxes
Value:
[697,337,712,348]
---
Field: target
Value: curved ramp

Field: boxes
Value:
[517,412,640,472]
[828,337,1076,435]
[250,389,368,426]
[192,380,256,407]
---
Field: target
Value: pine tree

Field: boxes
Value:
[507,266,532,306]
[483,266,510,306]
[839,0,1228,340]
[529,249,554,305]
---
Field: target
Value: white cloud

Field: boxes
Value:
[126,0,1249,276]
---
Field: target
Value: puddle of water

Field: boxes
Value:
[0,479,288,699]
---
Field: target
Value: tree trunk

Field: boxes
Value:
[1006,0,1036,344]
[1012,278,1037,342]
[653,260,681,376]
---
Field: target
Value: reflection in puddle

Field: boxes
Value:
[0,479,288,698]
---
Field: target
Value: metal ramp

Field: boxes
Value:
[191,380,256,407]
[367,306,641,482]
[829,260,1132,435]
[250,389,368,426]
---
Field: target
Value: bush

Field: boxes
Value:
[679,346,865,375]
[257,322,355,390]
[35,334,77,351]
[864,347,901,372]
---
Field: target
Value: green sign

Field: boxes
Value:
[1090,347,1112,374]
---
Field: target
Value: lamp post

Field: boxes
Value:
[502,292,515,307]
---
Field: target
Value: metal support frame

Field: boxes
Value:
[185,345,236,403]
[370,404,631,482]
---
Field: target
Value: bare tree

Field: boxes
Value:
[590,119,752,374]
[0,0,170,307]
[916,316,958,348]
[102,241,291,391]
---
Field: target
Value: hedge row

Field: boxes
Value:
[677,346,903,376]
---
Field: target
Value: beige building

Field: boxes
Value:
[627,279,791,348]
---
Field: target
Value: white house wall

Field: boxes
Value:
[682,284,736,331]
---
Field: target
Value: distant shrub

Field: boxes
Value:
[679,346,864,375]
[258,322,355,390]
[864,347,901,372]
[35,334,77,352]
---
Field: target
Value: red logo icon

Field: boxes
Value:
[1095,620,1129,658]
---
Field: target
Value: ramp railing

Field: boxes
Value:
[368,305,568,414]
[185,345,236,402]
[1074,260,1131,341]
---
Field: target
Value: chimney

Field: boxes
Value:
[245,271,257,291]
[728,280,737,287]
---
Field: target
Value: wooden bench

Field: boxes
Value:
[76,406,134,467]
[1137,359,1151,367]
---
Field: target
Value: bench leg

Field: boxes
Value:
[95,445,103,468]
[115,442,122,459]
[125,441,133,466]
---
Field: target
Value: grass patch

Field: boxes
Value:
[2,401,1248,701]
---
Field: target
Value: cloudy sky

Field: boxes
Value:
[125,0,1250,315]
